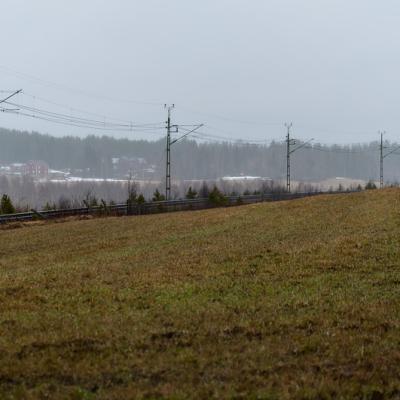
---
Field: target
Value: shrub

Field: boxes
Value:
[365,181,377,190]
[0,194,15,215]
[99,199,109,215]
[152,189,165,202]
[186,186,197,199]
[208,186,228,206]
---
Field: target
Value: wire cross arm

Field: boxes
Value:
[289,138,314,154]
[170,124,204,145]
[0,89,22,104]
[383,145,400,159]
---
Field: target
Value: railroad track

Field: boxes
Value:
[0,191,339,223]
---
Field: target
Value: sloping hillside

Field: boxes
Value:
[1,190,400,399]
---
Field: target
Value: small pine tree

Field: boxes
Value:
[0,194,15,215]
[137,194,145,204]
[186,186,197,199]
[126,178,138,214]
[99,199,109,215]
[365,180,377,190]
[127,177,138,203]
[152,189,165,202]
[208,186,228,206]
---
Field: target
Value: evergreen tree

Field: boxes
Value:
[126,177,138,210]
[185,186,197,199]
[0,194,15,214]
[365,181,377,190]
[208,186,227,206]
[152,188,165,202]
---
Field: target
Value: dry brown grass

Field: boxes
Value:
[1,189,400,399]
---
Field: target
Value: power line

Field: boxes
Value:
[21,92,140,125]
[5,101,164,129]
[2,97,167,136]
[303,145,379,154]
[205,125,275,143]
[180,105,282,127]
[187,129,276,145]
[3,110,165,135]
[0,64,164,106]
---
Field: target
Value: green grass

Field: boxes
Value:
[1,189,400,399]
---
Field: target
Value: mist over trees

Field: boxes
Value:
[0,127,398,182]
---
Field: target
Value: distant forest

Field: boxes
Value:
[0,127,399,182]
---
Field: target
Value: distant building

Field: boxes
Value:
[48,169,70,180]
[10,163,25,176]
[23,160,49,178]
[112,156,149,178]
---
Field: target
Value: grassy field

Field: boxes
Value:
[1,189,400,399]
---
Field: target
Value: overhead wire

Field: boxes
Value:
[2,100,166,136]
[21,92,140,125]
[179,105,282,127]
[5,101,164,129]
[3,109,166,135]
[303,145,379,154]
[0,64,164,106]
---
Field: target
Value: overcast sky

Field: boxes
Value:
[1,0,400,144]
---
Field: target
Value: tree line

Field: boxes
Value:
[1,127,399,181]
[0,175,381,215]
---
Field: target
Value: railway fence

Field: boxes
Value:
[0,191,348,223]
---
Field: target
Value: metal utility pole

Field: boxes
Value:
[380,131,385,189]
[165,104,174,201]
[164,104,203,200]
[285,123,314,193]
[379,133,400,189]
[285,123,293,192]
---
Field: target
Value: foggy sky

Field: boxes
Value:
[1,0,400,144]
